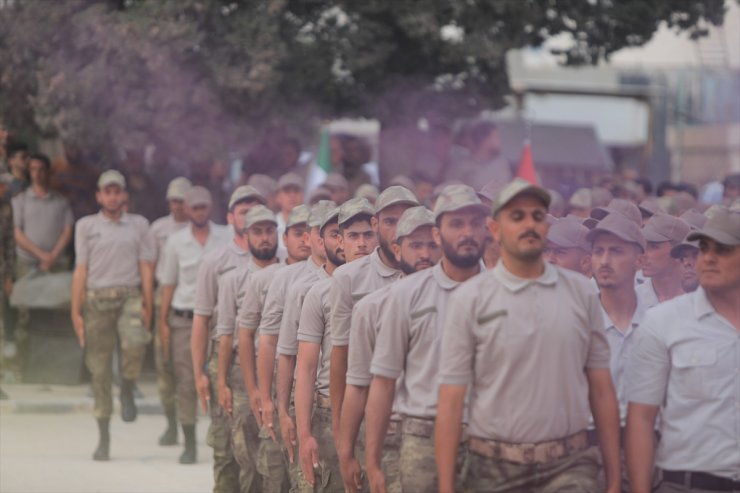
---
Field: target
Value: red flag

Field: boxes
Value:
[516,140,538,185]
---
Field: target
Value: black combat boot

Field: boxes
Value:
[159,410,178,446]
[120,379,137,422]
[93,418,110,461]
[179,424,197,464]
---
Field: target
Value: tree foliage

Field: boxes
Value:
[0,0,728,164]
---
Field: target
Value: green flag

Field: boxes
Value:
[316,128,332,174]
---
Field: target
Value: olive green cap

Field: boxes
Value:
[374,185,419,214]
[286,204,310,229]
[98,170,126,189]
[307,200,337,228]
[244,205,277,230]
[490,178,550,217]
[228,185,266,210]
[394,206,435,241]
[686,207,740,246]
[434,184,489,220]
[355,183,380,202]
[338,197,375,226]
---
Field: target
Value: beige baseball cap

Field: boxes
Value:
[680,209,707,230]
[0,172,13,185]
[638,198,664,218]
[355,183,380,202]
[642,213,691,245]
[277,172,304,191]
[490,178,551,217]
[477,179,506,203]
[247,174,277,197]
[586,198,642,228]
[324,173,349,190]
[435,184,489,220]
[338,197,375,226]
[374,185,419,214]
[98,170,126,189]
[307,200,337,229]
[228,185,266,210]
[285,204,310,229]
[244,204,277,230]
[591,187,613,208]
[568,188,592,210]
[548,216,591,251]
[320,206,341,231]
[686,207,740,246]
[166,177,192,200]
[308,186,333,204]
[394,206,435,241]
[184,186,212,208]
[586,212,646,252]
[388,174,416,190]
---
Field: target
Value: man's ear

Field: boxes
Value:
[371,215,379,233]
[487,216,500,243]
[391,241,402,263]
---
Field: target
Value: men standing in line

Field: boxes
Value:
[71,170,155,461]
[544,216,593,278]
[435,179,621,492]
[329,187,418,443]
[191,185,265,492]
[636,214,691,307]
[148,176,191,446]
[159,186,230,464]
[365,185,487,492]
[236,204,312,493]
[625,207,740,493]
[215,205,280,491]
[338,206,441,493]
[669,209,708,294]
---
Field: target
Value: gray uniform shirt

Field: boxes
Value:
[215,257,265,347]
[75,212,154,289]
[635,279,660,309]
[296,276,333,397]
[626,288,740,479]
[277,263,330,356]
[346,286,393,387]
[193,240,250,338]
[371,263,473,419]
[438,262,611,443]
[236,262,284,331]
[259,259,322,336]
[148,214,189,284]
[330,248,401,346]
[12,188,74,263]
[161,223,231,310]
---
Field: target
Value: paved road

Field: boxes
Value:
[0,413,213,493]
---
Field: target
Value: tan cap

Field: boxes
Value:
[394,206,435,241]
[490,178,551,217]
[184,186,212,208]
[642,213,691,245]
[587,198,642,227]
[277,172,304,191]
[98,170,126,189]
[320,206,341,231]
[591,187,613,208]
[244,204,277,230]
[686,206,740,246]
[586,212,646,252]
[638,197,664,218]
[166,177,192,200]
[308,200,337,229]
[308,186,333,204]
[547,216,591,251]
[670,237,699,259]
[477,179,506,203]
[680,209,707,230]
[324,173,349,190]
[388,174,416,190]
[568,188,592,209]
[338,197,374,226]
[247,174,277,197]
[374,185,419,214]
[355,183,379,202]
[228,185,266,210]
[435,184,489,220]
[285,204,310,229]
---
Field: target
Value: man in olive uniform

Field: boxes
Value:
[71,170,156,461]
[148,176,192,446]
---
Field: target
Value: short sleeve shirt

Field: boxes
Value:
[259,259,322,336]
[236,262,284,332]
[330,248,401,347]
[626,288,740,479]
[438,262,610,443]
[12,188,74,262]
[215,257,266,346]
[371,263,473,419]
[75,212,155,289]
[296,276,334,396]
[347,286,393,387]
[161,223,231,310]
[277,264,330,356]
[635,279,660,309]
[148,214,189,284]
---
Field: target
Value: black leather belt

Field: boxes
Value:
[663,470,740,491]
[173,308,194,319]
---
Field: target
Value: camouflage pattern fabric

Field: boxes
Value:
[83,288,151,419]
[294,406,343,493]
[381,428,401,493]
[207,350,241,493]
[229,361,260,493]
[255,422,290,493]
[169,313,196,424]
[153,297,176,419]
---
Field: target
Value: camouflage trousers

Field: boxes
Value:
[381,422,402,493]
[463,446,601,493]
[153,295,176,418]
[83,287,151,419]
[169,313,196,425]
[208,349,241,493]
[294,405,344,493]
[229,357,261,493]
[399,424,466,492]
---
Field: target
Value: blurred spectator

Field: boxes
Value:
[388,174,416,192]
[638,198,665,225]
[672,191,697,216]
[656,181,680,197]
[0,122,8,171]
[4,141,30,199]
[338,134,376,191]
[247,174,278,211]
[547,189,566,218]
[410,170,435,208]
[567,188,592,218]
[323,173,350,204]
[591,187,613,208]
[274,172,305,249]
[50,141,99,219]
[307,185,332,205]
[722,173,740,205]
[355,184,379,205]
[121,148,161,222]
[191,159,229,224]
[633,177,653,200]
[443,120,512,188]
[414,121,452,183]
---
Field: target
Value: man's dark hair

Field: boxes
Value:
[656,181,679,197]
[634,177,653,196]
[6,140,29,158]
[320,217,339,238]
[469,121,498,150]
[675,182,698,200]
[339,213,373,233]
[724,173,740,189]
[29,153,51,171]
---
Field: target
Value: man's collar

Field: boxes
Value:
[693,287,716,320]
[433,261,481,290]
[493,260,558,293]
[98,210,129,224]
[370,247,400,278]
